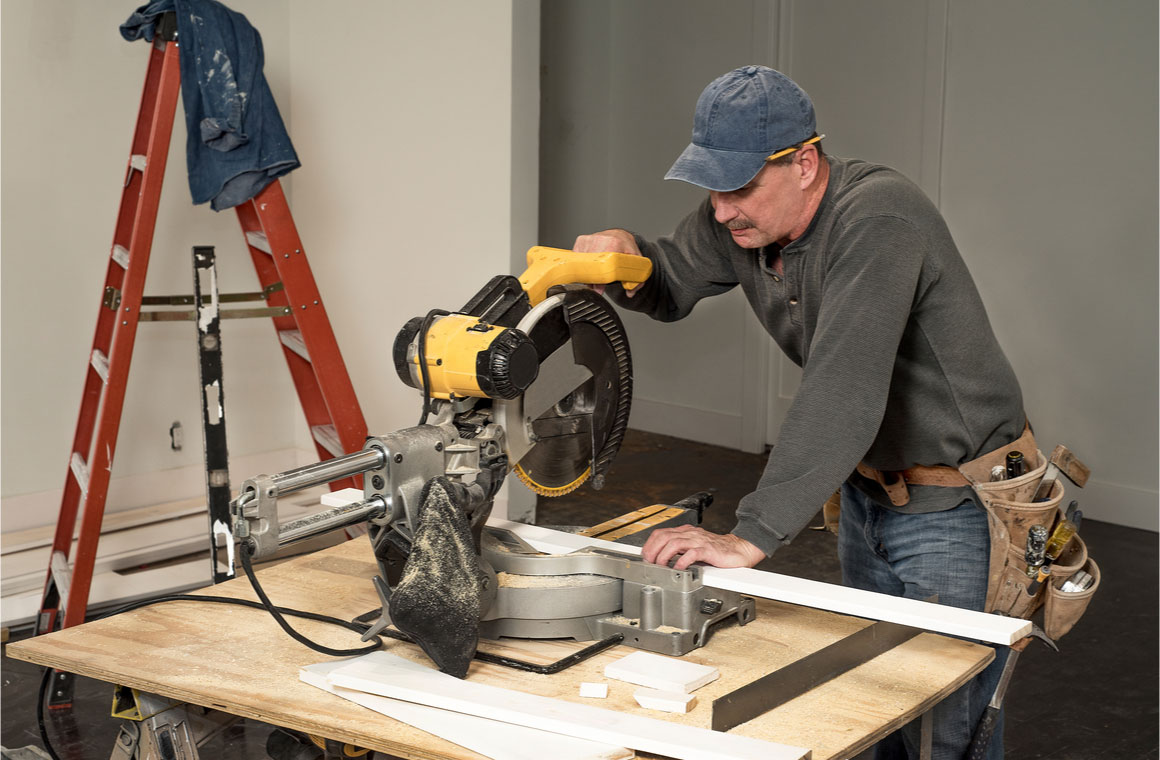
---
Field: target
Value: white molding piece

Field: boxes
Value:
[579,682,609,699]
[486,518,1031,646]
[308,497,1031,645]
[325,652,809,760]
[633,688,697,714]
[301,660,631,760]
[604,651,719,694]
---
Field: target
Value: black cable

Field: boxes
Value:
[416,308,450,426]
[37,667,59,760]
[238,542,381,658]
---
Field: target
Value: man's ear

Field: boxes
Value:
[797,145,820,187]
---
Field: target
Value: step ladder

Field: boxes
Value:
[35,16,368,646]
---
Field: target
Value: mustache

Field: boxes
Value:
[725,219,753,231]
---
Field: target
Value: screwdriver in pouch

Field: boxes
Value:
[1024,525,1049,579]
[1026,518,1078,595]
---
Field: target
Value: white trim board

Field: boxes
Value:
[324,652,809,760]
[1,558,213,629]
[0,447,314,534]
[301,660,632,760]
[485,518,1031,646]
[311,496,1030,645]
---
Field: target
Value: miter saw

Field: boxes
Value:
[229,247,756,678]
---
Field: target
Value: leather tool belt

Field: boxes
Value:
[854,462,969,507]
[857,423,1098,640]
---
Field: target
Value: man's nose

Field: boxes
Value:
[710,191,737,223]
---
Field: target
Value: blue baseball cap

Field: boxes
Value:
[665,65,819,192]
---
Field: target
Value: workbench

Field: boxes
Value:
[8,536,993,760]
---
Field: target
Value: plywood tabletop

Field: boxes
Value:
[8,538,993,760]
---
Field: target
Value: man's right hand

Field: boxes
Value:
[572,229,643,296]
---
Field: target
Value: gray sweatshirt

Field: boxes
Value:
[608,156,1025,556]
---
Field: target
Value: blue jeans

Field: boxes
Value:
[838,483,1008,760]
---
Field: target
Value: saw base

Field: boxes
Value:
[479,527,756,657]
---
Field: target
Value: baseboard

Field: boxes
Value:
[1072,479,1158,532]
[1,448,319,535]
[628,397,747,452]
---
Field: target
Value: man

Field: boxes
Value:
[573,65,1024,759]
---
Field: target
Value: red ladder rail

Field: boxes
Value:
[37,37,182,636]
[235,182,367,479]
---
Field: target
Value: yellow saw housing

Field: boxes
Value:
[395,247,651,493]
[519,247,652,305]
[409,314,538,400]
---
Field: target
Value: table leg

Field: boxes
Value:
[919,709,933,760]
[108,689,236,759]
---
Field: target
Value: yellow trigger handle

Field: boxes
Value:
[518,246,653,306]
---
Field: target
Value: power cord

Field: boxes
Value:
[416,308,450,426]
[36,541,383,759]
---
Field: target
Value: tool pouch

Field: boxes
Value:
[1044,541,1100,639]
[958,427,1098,637]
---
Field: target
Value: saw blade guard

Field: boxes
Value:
[494,286,634,497]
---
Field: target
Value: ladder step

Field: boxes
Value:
[111,245,130,269]
[50,550,72,614]
[129,154,147,172]
[245,230,271,254]
[312,425,344,458]
[279,330,310,361]
[69,453,90,496]
[90,350,110,384]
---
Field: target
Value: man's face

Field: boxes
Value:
[709,160,805,249]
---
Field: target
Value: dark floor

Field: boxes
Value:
[3,429,1157,759]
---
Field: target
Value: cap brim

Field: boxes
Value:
[664,142,768,192]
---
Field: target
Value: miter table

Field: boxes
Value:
[7,537,993,760]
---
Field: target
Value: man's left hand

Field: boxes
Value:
[641,525,765,570]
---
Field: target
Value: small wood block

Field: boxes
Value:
[633,687,697,714]
[603,651,718,693]
[579,682,608,699]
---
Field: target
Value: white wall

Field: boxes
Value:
[540,0,772,450]
[1,1,299,531]
[284,0,541,519]
[1,1,540,530]
[539,0,1159,530]
[938,0,1158,530]
[284,0,539,434]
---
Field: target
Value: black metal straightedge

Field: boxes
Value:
[711,619,926,732]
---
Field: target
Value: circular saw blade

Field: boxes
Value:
[511,288,632,497]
